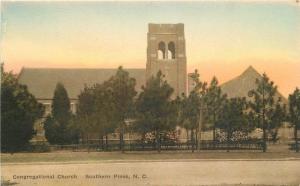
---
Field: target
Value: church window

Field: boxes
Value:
[168,42,175,59]
[157,41,166,60]
[44,103,51,115]
[71,103,77,114]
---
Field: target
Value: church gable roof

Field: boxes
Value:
[18,68,146,100]
[221,66,288,104]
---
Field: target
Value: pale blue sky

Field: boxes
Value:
[1,1,300,96]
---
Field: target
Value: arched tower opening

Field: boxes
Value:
[157,41,166,60]
[167,41,175,59]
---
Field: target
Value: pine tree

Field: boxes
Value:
[179,70,207,152]
[205,77,227,141]
[268,99,287,143]
[44,82,78,144]
[1,64,44,152]
[76,85,96,143]
[216,97,254,150]
[108,66,137,152]
[289,88,300,152]
[248,73,280,152]
[135,71,176,152]
[52,83,71,124]
[76,83,119,149]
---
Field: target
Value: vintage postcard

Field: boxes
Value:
[1,0,300,186]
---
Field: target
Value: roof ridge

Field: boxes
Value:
[240,65,261,76]
[22,67,146,70]
[221,65,262,86]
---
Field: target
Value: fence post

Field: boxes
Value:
[296,138,299,153]
[263,141,267,152]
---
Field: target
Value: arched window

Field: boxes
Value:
[157,41,166,60]
[168,42,175,59]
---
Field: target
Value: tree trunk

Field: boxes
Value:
[227,129,230,152]
[98,135,101,150]
[263,125,267,152]
[120,129,123,152]
[213,113,216,142]
[120,132,123,152]
[186,129,189,150]
[262,88,267,153]
[295,125,299,153]
[213,112,217,150]
[101,135,104,151]
[195,128,198,151]
[80,133,84,144]
[105,135,108,151]
[142,131,146,150]
[87,134,90,153]
[191,129,195,153]
[156,130,161,153]
[198,106,203,150]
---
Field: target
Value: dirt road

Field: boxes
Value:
[2,160,300,186]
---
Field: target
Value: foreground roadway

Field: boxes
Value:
[2,158,300,186]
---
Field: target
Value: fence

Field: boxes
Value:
[288,138,300,152]
[198,140,264,150]
[45,139,265,152]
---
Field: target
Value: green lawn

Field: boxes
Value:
[2,151,300,164]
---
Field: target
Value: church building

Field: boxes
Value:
[18,23,187,138]
[19,24,187,114]
[18,23,290,141]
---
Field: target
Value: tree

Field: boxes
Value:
[289,88,300,152]
[1,64,44,152]
[77,83,119,149]
[75,67,136,151]
[93,83,119,149]
[267,99,287,143]
[179,94,199,152]
[178,70,207,152]
[135,71,176,152]
[108,66,137,152]
[76,85,96,143]
[205,77,227,141]
[216,97,254,150]
[190,70,208,148]
[248,73,282,152]
[44,83,79,144]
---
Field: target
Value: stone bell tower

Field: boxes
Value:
[146,23,187,97]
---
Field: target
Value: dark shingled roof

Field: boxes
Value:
[221,66,288,104]
[18,68,146,100]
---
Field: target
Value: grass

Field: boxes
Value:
[2,150,300,164]
[0,180,18,186]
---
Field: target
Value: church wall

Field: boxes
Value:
[146,23,187,97]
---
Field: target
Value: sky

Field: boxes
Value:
[1,1,300,97]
